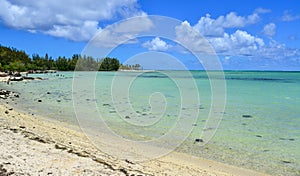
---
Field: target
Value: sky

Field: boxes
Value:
[0,0,300,70]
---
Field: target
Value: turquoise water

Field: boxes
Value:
[1,71,299,175]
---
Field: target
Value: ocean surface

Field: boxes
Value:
[1,71,299,175]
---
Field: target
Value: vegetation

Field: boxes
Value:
[0,45,141,72]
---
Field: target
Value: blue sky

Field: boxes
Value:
[0,0,299,70]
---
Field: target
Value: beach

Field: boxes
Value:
[0,91,268,176]
[1,70,299,175]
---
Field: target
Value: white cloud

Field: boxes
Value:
[175,20,264,56]
[281,11,300,22]
[0,0,144,41]
[207,30,265,56]
[254,7,271,14]
[175,21,214,53]
[193,11,260,37]
[175,11,299,61]
[142,37,171,51]
[262,23,276,37]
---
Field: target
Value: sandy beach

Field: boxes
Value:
[0,88,269,176]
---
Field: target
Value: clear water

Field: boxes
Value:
[1,71,299,176]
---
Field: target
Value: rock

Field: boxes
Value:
[192,123,197,126]
[47,92,51,94]
[282,160,292,164]
[38,99,42,102]
[56,100,61,102]
[5,110,9,114]
[55,144,68,150]
[23,76,35,80]
[255,135,262,138]
[242,114,253,118]
[194,138,204,143]
[10,76,23,81]
[8,108,13,111]
[125,116,130,119]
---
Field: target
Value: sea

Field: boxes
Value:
[1,70,299,176]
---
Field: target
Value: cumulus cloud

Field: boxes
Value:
[175,20,264,56]
[207,30,265,56]
[175,21,214,53]
[0,0,144,41]
[193,11,260,37]
[262,23,276,37]
[174,11,300,61]
[142,37,171,51]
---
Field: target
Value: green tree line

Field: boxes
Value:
[0,45,126,72]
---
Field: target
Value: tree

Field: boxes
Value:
[99,57,120,71]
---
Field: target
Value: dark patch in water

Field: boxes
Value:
[242,114,253,118]
[279,137,295,141]
[225,77,294,83]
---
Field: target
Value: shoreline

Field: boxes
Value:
[0,97,269,175]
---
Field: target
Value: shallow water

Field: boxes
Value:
[1,71,299,175]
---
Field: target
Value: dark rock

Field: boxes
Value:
[56,100,61,102]
[125,116,130,119]
[38,99,42,102]
[0,164,14,175]
[47,92,51,94]
[242,114,253,118]
[4,110,9,114]
[102,103,110,106]
[19,126,26,129]
[8,108,13,111]
[194,138,204,143]
[192,123,197,126]
[282,160,292,164]
[23,77,35,80]
[255,135,262,138]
